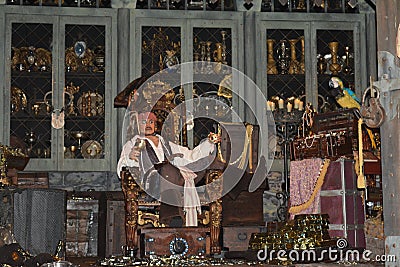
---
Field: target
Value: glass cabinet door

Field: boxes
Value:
[256,18,310,112]
[60,16,116,171]
[133,18,185,144]
[4,10,117,172]
[256,18,310,200]
[312,20,365,113]
[255,14,367,209]
[191,22,236,146]
[5,15,58,171]
[132,13,243,148]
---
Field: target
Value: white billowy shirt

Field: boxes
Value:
[117,134,215,178]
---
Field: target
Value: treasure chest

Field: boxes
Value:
[290,109,360,160]
[220,122,259,173]
[312,108,359,135]
[290,134,328,160]
[320,159,365,248]
[3,148,30,171]
[139,227,209,257]
[312,108,359,155]
[222,188,266,226]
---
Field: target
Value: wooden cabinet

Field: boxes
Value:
[2,7,118,172]
[255,13,369,211]
[0,7,372,173]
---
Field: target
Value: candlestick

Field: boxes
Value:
[298,101,304,111]
[267,101,271,110]
[294,99,300,109]
[271,102,276,111]
[278,99,284,109]
[287,102,293,112]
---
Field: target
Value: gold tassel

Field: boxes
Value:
[357,118,366,189]
[228,124,253,170]
[289,159,330,215]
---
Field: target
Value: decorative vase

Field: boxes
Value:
[220,30,228,65]
[317,55,327,74]
[298,36,305,74]
[288,39,300,74]
[266,39,278,74]
[328,41,341,76]
[342,46,353,75]
[213,43,224,63]
[94,46,105,72]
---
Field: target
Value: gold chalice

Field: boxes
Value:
[70,131,91,150]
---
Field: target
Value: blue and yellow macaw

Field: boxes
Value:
[329,76,376,149]
[329,76,361,109]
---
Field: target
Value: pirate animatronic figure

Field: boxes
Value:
[117,111,220,227]
[115,76,221,228]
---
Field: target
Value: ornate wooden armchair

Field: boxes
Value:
[120,164,224,255]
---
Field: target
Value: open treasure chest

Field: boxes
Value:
[290,108,371,160]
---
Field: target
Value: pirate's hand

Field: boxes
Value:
[129,148,140,161]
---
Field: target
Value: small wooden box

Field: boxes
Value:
[223,226,266,252]
[222,188,265,226]
[140,227,209,258]
[17,172,48,188]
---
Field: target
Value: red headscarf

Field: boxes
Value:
[138,111,157,122]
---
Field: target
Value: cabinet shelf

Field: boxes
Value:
[11,71,52,78]
[267,74,306,98]
[267,74,305,81]
[65,72,105,79]
[193,73,230,83]
[317,73,355,80]
[11,116,51,121]
[65,116,105,121]
[10,115,105,121]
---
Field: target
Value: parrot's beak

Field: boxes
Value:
[329,79,337,88]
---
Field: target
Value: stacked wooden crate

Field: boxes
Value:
[320,159,366,248]
[66,192,102,257]
[65,191,126,257]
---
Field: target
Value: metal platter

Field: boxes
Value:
[77,92,104,116]
[81,140,103,159]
